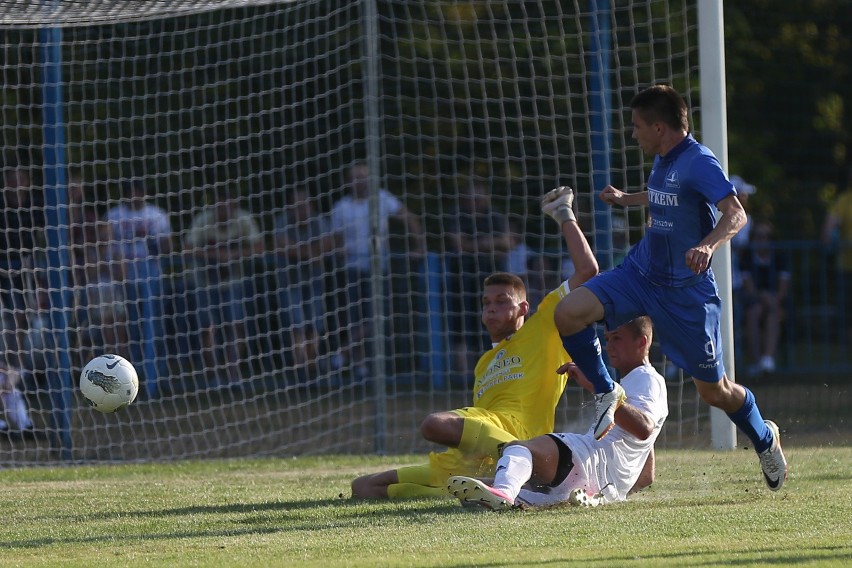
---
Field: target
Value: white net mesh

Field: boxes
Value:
[0,0,705,464]
[0,1,289,26]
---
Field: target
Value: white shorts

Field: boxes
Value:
[515,432,618,508]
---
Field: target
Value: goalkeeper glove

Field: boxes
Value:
[542,186,576,225]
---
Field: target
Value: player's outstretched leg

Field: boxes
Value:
[593,382,627,440]
[557,323,623,439]
[447,476,513,511]
[722,385,788,491]
[758,420,787,491]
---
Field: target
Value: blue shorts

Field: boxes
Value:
[583,263,725,382]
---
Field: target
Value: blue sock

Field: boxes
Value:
[726,388,773,453]
[560,326,614,394]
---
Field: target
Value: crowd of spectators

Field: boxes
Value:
[0,158,435,407]
[4,155,850,425]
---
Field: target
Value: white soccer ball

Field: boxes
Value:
[79,354,139,413]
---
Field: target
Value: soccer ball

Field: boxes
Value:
[79,354,139,413]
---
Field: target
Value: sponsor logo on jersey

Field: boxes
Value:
[665,169,680,188]
[476,351,524,398]
[648,188,679,207]
[651,217,674,231]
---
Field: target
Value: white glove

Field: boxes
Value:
[542,186,576,225]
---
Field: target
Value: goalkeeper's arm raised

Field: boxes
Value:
[542,185,576,224]
[541,186,597,289]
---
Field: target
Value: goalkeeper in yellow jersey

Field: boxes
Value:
[351,186,599,498]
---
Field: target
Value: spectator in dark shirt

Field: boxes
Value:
[741,221,790,377]
[821,165,852,350]
[273,186,336,378]
[444,179,511,382]
[0,154,39,432]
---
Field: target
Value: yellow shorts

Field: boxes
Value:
[397,407,528,488]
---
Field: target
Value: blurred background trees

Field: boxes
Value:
[725,1,851,236]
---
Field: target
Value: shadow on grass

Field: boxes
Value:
[432,544,852,568]
[0,496,466,549]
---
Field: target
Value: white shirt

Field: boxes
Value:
[330,190,402,272]
[518,363,668,506]
[105,204,171,261]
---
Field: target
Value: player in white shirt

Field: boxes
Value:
[448,315,668,509]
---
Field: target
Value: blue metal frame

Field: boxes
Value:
[40,24,74,459]
[589,0,613,270]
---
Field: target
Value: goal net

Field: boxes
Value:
[0,0,707,464]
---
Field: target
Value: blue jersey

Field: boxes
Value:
[624,134,735,286]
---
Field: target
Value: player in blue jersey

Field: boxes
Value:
[553,85,787,491]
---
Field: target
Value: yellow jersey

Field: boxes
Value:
[471,280,572,438]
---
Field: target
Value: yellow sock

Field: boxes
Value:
[388,463,446,499]
[457,420,515,459]
[386,483,448,499]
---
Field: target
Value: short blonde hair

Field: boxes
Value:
[483,272,527,301]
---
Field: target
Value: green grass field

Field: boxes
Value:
[1,447,850,567]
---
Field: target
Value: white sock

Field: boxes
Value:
[492,444,533,502]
